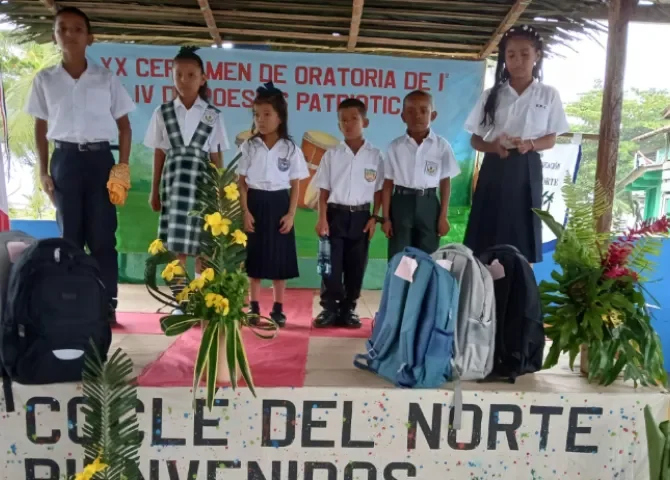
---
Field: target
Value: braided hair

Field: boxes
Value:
[481,25,544,128]
[174,46,209,102]
[251,82,295,153]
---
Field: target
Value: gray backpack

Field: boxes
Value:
[432,244,496,381]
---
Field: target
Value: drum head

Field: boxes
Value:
[304,131,340,150]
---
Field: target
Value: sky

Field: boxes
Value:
[5,21,670,206]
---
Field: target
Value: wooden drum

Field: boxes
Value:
[235,129,254,148]
[299,130,340,209]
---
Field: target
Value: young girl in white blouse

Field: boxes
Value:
[237,82,309,327]
[463,25,569,264]
[144,46,230,310]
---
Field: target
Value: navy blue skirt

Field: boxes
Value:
[245,188,300,280]
[464,150,543,263]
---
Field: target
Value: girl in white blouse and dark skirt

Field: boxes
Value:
[463,25,570,264]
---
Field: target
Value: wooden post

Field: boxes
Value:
[347,0,364,52]
[197,0,223,47]
[595,0,639,233]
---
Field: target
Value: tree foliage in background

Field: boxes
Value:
[565,81,670,218]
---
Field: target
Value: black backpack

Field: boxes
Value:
[478,244,545,383]
[0,238,112,411]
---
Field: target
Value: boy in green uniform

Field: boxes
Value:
[381,90,460,260]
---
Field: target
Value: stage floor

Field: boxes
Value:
[112,285,663,395]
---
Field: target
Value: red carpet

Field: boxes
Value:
[136,289,314,388]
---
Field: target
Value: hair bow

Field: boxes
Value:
[256,81,283,97]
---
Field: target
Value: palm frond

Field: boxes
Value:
[81,342,141,480]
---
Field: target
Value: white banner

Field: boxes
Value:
[1,385,663,479]
[540,143,581,246]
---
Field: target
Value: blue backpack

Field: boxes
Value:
[353,247,460,388]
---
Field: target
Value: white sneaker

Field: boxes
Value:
[172,308,184,315]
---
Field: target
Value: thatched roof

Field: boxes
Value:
[2,0,670,59]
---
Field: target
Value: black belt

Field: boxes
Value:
[328,203,370,212]
[55,141,111,152]
[394,186,437,196]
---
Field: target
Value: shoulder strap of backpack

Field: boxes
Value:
[1,364,14,412]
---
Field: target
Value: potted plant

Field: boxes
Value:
[534,176,669,387]
[145,154,277,409]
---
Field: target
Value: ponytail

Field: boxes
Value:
[481,25,544,128]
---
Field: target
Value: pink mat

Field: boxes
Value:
[309,318,373,338]
[137,289,314,388]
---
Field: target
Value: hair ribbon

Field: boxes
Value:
[256,81,283,97]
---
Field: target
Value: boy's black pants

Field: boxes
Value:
[320,204,370,312]
[388,186,440,261]
[50,141,118,309]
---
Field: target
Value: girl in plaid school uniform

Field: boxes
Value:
[144,46,230,311]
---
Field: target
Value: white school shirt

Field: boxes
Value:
[236,137,309,191]
[25,62,135,143]
[384,131,460,189]
[314,141,385,206]
[143,97,231,153]
[464,80,570,143]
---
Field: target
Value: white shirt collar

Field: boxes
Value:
[173,96,208,111]
[404,129,437,144]
[502,78,539,97]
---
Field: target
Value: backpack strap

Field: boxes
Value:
[189,105,220,151]
[1,364,14,412]
[160,101,185,149]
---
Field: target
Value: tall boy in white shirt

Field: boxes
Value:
[381,90,460,260]
[26,7,135,324]
[313,99,384,328]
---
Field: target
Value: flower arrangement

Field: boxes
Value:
[145,154,276,409]
[534,176,669,387]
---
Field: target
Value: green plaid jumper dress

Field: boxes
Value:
[159,101,219,255]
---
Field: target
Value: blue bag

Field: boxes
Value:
[353,247,460,388]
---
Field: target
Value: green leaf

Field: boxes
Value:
[533,208,565,239]
[205,326,220,410]
[193,321,219,395]
[226,322,238,389]
[235,325,257,397]
[160,314,200,336]
[542,342,562,369]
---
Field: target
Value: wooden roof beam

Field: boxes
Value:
[196,0,222,47]
[479,0,533,59]
[41,0,57,14]
[347,0,364,52]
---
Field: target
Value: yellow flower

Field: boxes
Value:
[148,239,166,255]
[74,455,108,480]
[190,277,206,290]
[205,293,230,315]
[204,212,232,236]
[602,310,623,328]
[161,260,185,282]
[201,268,215,282]
[175,287,191,303]
[224,182,240,201]
[232,229,248,247]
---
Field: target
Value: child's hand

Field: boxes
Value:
[363,217,377,241]
[279,212,295,234]
[244,211,255,233]
[316,217,329,237]
[438,217,450,237]
[517,140,534,154]
[382,219,393,239]
[491,137,509,158]
[149,190,161,212]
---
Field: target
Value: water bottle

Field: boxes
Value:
[317,236,332,277]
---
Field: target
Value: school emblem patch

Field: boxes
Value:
[277,157,290,172]
[425,161,438,176]
[364,168,377,183]
[202,108,217,126]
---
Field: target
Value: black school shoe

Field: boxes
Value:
[270,302,287,328]
[339,307,362,329]
[247,301,261,326]
[313,309,338,328]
